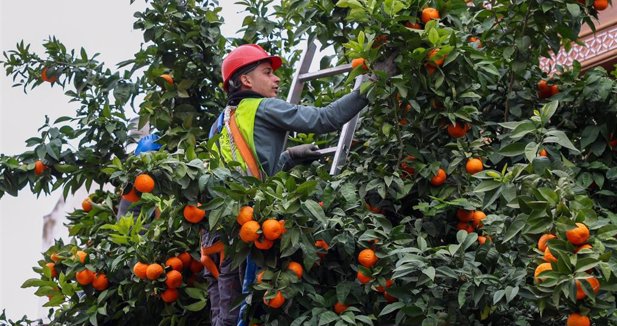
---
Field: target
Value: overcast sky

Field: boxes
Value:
[0,1,246,320]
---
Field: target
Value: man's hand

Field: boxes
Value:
[287,144,321,161]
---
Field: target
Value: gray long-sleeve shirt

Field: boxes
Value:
[252,90,368,176]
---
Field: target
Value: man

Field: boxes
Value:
[203,44,385,326]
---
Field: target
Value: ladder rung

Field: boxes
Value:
[315,147,337,156]
[298,64,353,82]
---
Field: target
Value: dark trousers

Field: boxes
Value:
[202,230,242,326]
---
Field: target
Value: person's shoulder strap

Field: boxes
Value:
[229,110,262,180]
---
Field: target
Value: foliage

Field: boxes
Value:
[1,0,617,325]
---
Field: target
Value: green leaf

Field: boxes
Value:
[503,217,526,242]
[379,302,405,316]
[318,311,339,325]
[509,121,536,141]
[540,101,558,124]
[499,142,526,157]
[422,266,435,281]
[544,130,580,153]
[184,299,207,311]
[304,200,327,226]
[580,126,600,149]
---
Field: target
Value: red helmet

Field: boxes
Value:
[221,44,282,92]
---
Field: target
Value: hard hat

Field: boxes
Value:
[221,44,282,92]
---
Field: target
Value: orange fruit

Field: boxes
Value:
[160,74,174,86]
[537,80,552,99]
[236,206,254,225]
[534,263,553,283]
[357,270,372,284]
[278,220,287,234]
[400,155,416,175]
[161,288,179,303]
[133,262,149,279]
[456,222,475,233]
[262,219,283,241]
[421,7,440,24]
[576,276,600,300]
[567,313,590,326]
[263,290,285,308]
[134,174,155,193]
[165,257,184,272]
[537,234,557,252]
[34,160,46,176]
[165,270,183,289]
[566,223,590,245]
[456,209,474,222]
[50,253,61,263]
[122,187,141,203]
[405,22,422,29]
[254,237,274,250]
[430,168,447,186]
[384,291,397,302]
[334,302,348,314]
[240,220,261,243]
[468,36,482,48]
[315,240,329,258]
[543,247,557,263]
[538,149,548,157]
[75,250,88,264]
[183,205,206,223]
[256,271,265,283]
[427,48,445,66]
[425,63,438,75]
[466,158,483,174]
[372,34,389,48]
[46,262,58,278]
[358,249,378,268]
[189,260,204,274]
[375,279,394,293]
[287,261,303,279]
[82,198,93,212]
[576,244,593,253]
[76,269,95,285]
[471,211,487,227]
[146,263,164,280]
[550,84,559,96]
[447,122,470,138]
[177,253,193,269]
[92,273,109,291]
[477,236,488,244]
[594,0,608,10]
[351,58,368,70]
[41,67,58,83]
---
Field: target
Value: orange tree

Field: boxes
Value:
[2,0,617,325]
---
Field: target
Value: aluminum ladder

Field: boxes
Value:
[285,40,364,176]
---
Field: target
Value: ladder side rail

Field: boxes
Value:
[298,63,353,82]
[286,41,317,104]
[329,75,365,176]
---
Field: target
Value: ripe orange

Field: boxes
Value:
[576,244,593,253]
[50,253,61,263]
[165,257,184,271]
[183,205,206,223]
[263,290,285,308]
[165,270,183,289]
[358,249,378,268]
[76,269,95,285]
[92,273,109,291]
[566,313,590,326]
[456,209,475,222]
[236,206,254,225]
[477,236,488,244]
[240,220,261,243]
[256,271,265,283]
[160,74,174,86]
[254,237,274,250]
[566,223,590,245]
[189,259,203,274]
[421,7,440,24]
[75,250,88,264]
[133,262,149,279]
[146,263,164,280]
[537,234,556,252]
[405,21,422,29]
[278,220,287,234]
[334,302,348,314]
[351,58,368,70]
[122,187,141,203]
[543,247,557,263]
[594,0,609,10]
[46,262,58,278]
[471,211,486,227]
[575,276,600,300]
[456,222,475,233]
[430,168,447,186]
[466,158,483,174]
[34,160,46,175]
[81,198,93,212]
[400,155,416,175]
[537,80,552,99]
[373,34,389,48]
[468,36,482,48]
[550,84,559,96]
[161,288,179,303]
[427,48,445,66]
[447,122,470,138]
[262,219,283,241]
[177,253,193,269]
[534,263,553,283]
[375,279,394,292]
[384,291,397,302]
[287,261,303,279]
[357,270,372,284]
[538,149,548,157]
[41,67,58,83]
[425,63,438,75]
[134,174,155,193]
[315,240,329,258]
